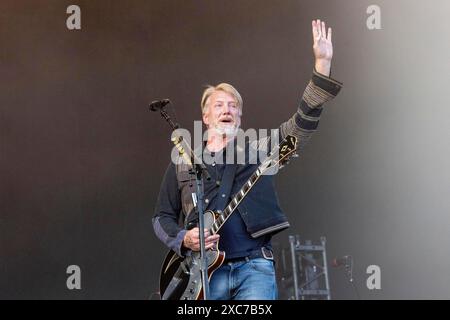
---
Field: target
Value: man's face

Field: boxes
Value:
[202,90,241,136]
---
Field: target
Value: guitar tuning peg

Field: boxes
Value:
[292,153,299,158]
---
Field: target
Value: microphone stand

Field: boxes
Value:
[152,102,211,300]
[192,162,210,300]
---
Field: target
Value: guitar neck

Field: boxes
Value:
[209,167,263,235]
[207,134,297,236]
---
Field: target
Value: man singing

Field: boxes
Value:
[153,20,342,300]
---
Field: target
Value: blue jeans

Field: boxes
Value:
[209,257,278,300]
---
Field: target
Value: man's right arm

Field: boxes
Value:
[153,162,220,255]
[152,162,188,257]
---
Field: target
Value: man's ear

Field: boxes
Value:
[202,112,209,126]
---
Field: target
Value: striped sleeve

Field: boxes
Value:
[279,68,343,151]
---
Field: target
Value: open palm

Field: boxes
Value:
[312,19,333,61]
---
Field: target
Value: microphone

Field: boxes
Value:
[149,99,171,111]
[331,255,352,267]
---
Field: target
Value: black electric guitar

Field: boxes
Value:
[159,134,298,300]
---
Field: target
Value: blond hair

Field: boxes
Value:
[200,83,243,115]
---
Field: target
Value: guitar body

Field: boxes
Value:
[159,210,225,300]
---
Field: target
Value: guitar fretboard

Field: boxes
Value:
[209,167,263,235]
[207,134,297,236]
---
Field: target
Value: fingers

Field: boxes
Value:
[321,21,326,39]
[312,19,332,41]
[316,19,321,39]
[205,234,220,249]
[205,234,220,245]
[312,20,319,40]
[199,234,220,250]
[188,228,208,240]
[184,228,220,251]
[188,227,200,240]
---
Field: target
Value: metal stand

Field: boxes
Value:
[288,235,331,300]
[192,163,210,300]
[151,101,211,300]
[339,256,361,300]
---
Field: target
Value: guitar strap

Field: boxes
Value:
[213,163,238,212]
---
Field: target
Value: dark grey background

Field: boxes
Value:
[1,0,449,299]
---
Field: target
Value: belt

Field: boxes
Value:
[224,247,274,263]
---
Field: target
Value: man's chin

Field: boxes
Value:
[215,125,238,136]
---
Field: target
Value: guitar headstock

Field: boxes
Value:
[260,134,298,174]
[279,134,298,164]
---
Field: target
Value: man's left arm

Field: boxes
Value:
[279,19,343,150]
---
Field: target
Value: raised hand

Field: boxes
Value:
[312,19,333,76]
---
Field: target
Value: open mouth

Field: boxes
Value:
[220,119,233,124]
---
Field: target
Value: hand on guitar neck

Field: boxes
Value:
[182,227,220,251]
